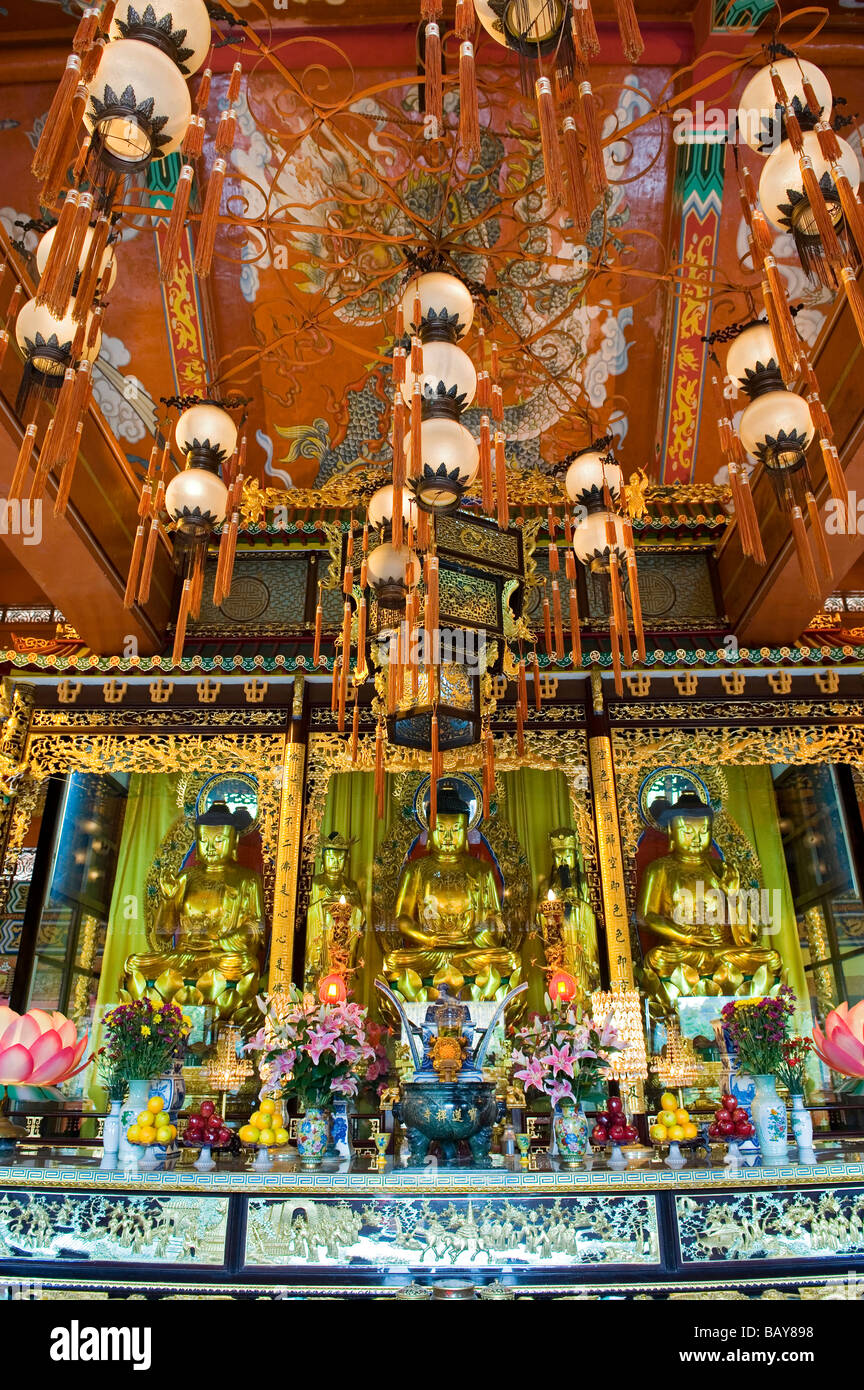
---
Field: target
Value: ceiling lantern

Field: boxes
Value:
[15,297,101,379]
[737,56,832,152]
[365,541,419,606]
[564,444,623,507]
[367,483,417,533]
[85,38,192,172]
[36,224,118,297]
[758,130,860,285]
[174,401,238,468]
[571,508,628,567]
[109,0,213,76]
[400,339,477,414]
[399,271,474,341]
[404,416,480,513]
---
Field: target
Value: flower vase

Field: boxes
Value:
[751,1074,788,1164]
[326,1099,352,1160]
[118,1079,151,1167]
[100,1098,123,1170]
[552,1103,590,1170]
[791,1094,817,1165]
[297,1107,329,1170]
[150,1062,185,1160]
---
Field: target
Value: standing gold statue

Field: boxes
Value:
[304,831,365,988]
[535,828,600,1002]
[124,801,265,1029]
[381,782,522,1002]
[636,791,782,1011]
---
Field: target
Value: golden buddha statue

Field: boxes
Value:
[124,801,265,1028]
[304,830,365,988]
[382,782,522,1002]
[636,791,782,1012]
[535,827,600,1003]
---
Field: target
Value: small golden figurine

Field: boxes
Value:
[534,828,600,1003]
[304,830,365,989]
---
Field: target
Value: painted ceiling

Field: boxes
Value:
[1,0,863,503]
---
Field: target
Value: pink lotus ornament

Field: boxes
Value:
[0,1007,90,1098]
[812,1002,864,1080]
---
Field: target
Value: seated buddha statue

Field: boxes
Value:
[304,830,365,989]
[124,800,265,1028]
[636,790,782,1012]
[535,827,600,1004]
[382,781,522,1002]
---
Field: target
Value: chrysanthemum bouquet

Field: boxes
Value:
[247,986,376,1110]
[101,999,190,1081]
[720,986,796,1077]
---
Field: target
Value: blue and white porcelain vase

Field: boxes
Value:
[751,1074,788,1164]
[326,1099,352,1160]
[118,1078,151,1167]
[149,1062,185,1159]
[791,1094,816,1165]
[552,1102,590,1169]
[100,1098,123,1170]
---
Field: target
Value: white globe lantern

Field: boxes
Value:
[365,542,419,595]
[85,38,192,168]
[400,340,477,411]
[110,0,212,76]
[15,296,101,375]
[175,402,238,465]
[759,131,859,234]
[165,467,228,526]
[739,390,814,466]
[474,0,565,50]
[404,417,479,511]
[367,484,417,531]
[572,509,628,567]
[399,272,475,340]
[564,449,622,504]
[36,224,118,294]
[737,58,832,152]
[726,322,780,389]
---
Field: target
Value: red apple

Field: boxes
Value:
[732,1109,748,1124]
[708,1123,719,1138]
[591,1125,608,1143]
[200,1100,215,1118]
[718,1118,734,1135]
[595,1112,610,1127]
[217,1128,232,1146]
[609,1123,625,1142]
[734,1120,752,1137]
[723,1095,738,1112]
[623,1125,638,1143]
[608,1096,623,1113]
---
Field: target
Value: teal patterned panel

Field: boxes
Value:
[192,554,310,631]
[245,1193,660,1269]
[677,1186,864,1263]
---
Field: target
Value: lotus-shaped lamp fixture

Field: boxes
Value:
[0,1007,91,1142]
[812,1001,864,1079]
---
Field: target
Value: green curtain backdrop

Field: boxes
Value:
[723,764,810,1026]
[86,772,182,1106]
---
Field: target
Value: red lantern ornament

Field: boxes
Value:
[548,969,578,1004]
[318,972,348,1005]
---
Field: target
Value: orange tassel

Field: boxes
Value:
[425,22,443,134]
[572,0,600,56]
[479,415,493,512]
[31,55,81,181]
[491,383,503,423]
[494,431,509,529]
[790,504,821,602]
[196,68,212,113]
[610,553,632,665]
[737,466,766,565]
[569,585,582,668]
[29,422,54,502]
[194,158,226,277]
[425,555,439,657]
[160,165,194,282]
[517,658,528,720]
[816,121,843,165]
[332,657,340,714]
[552,579,564,658]
[73,6,100,51]
[613,0,644,62]
[840,267,864,349]
[762,258,801,372]
[535,77,564,207]
[626,549,646,663]
[806,492,833,581]
[375,724,386,819]
[516,698,525,757]
[10,424,37,501]
[835,174,864,259]
[455,0,473,39]
[215,107,237,155]
[579,82,607,193]
[228,62,243,104]
[543,590,553,656]
[761,277,797,383]
[312,585,323,665]
[124,525,145,608]
[562,115,591,235]
[137,518,160,604]
[182,114,205,160]
[410,384,422,477]
[73,215,111,324]
[477,370,491,411]
[459,41,480,159]
[532,648,541,710]
[356,595,367,677]
[610,619,623,696]
[799,155,843,264]
[53,420,83,517]
[172,578,193,666]
[339,600,351,729]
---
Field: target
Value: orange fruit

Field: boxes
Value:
[661,1111,677,1128]
[249,1111,265,1130]
[683,1122,698,1140]
[155,1125,173,1144]
[138,1126,157,1145]
[257,1127,276,1146]
[146,1096,164,1114]
[238,1125,259,1144]
[650,1124,667,1141]
[259,1099,276,1114]
[126,1125,140,1143]
[675,1109,690,1126]
[660,1092,677,1112]
[136,1111,152,1128]
[274,1128,289,1146]
[667,1125,685,1141]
